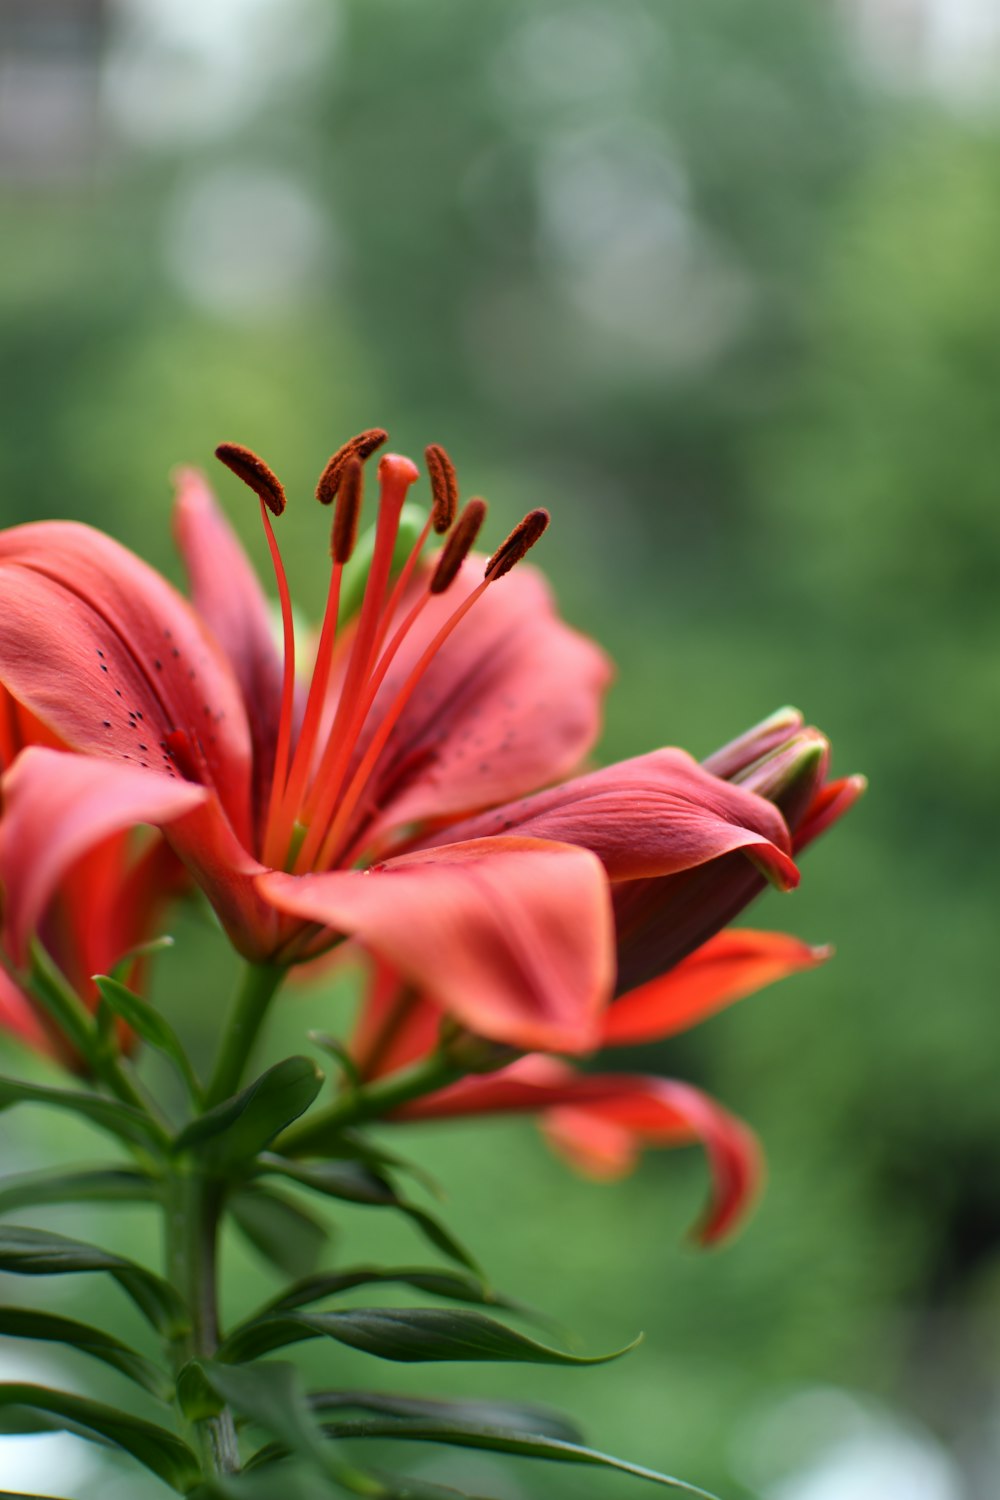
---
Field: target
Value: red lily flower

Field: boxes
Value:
[0,686,195,1065]
[0,435,806,1060]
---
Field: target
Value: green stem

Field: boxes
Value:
[165,1168,240,1475]
[205,961,284,1107]
[278,1051,462,1156]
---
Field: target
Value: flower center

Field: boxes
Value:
[214,433,549,876]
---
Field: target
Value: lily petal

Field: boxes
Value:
[349,563,612,843]
[0,747,205,965]
[260,837,614,1054]
[601,929,831,1046]
[398,1057,760,1244]
[173,468,285,836]
[428,749,799,889]
[0,521,254,843]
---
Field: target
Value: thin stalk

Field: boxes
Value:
[164,1168,240,1475]
[277,1051,461,1156]
[205,961,284,1107]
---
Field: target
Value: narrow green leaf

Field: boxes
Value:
[0,1166,157,1216]
[0,1225,185,1336]
[176,1361,225,1422]
[94,975,202,1100]
[271,1417,721,1496]
[0,1307,169,1398]
[256,1156,480,1275]
[173,1058,323,1167]
[0,1075,161,1148]
[0,1384,201,1492]
[309,1390,584,1444]
[231,1187,329,1280]
[258,1266,527,1323]
[27,941,97,1063]
[220,1306,638,1367]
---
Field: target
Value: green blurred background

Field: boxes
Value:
[2,1,999,1496]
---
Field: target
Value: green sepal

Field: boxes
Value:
[220,1306,639,1367]
[255,1416,721,1496]
[308,1390,584,1444]
[256,1155,480,1275]
[339,502,428,623]
[0,1165,157,1216]
[94,974,202,1101]
[173,1058,323,1167]
[0,1224,185,1336]
[0,1074,162,1149]
[257,1265,530,1324]
[231,1186,329,1280]
[0,1307,170,1399]
[0,1384,201,1492]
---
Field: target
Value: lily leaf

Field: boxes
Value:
[195,1360,344,1486]
[230,1187,329,1281]
[94,975,202,1100]
[256,1156,480,1275]
[0,1225,185,1336]
[0,1075,161,1149]
[0,1307,170,1399]
[309,1390,584,1444]
[0,1384,200,1492]
[173,1058,323,1167]
[220,1306,638,1367]
[256,1417,721,1497]
[0,1166,157,1216]
[257,1265,531,1324]
[27,942,96,1063]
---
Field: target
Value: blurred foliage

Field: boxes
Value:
[1,0,999,1495]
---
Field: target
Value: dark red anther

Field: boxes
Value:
[316,428,389,506]
[215,443,286,517]
[331,456,364,564]
[425,443,459,534]
[484,508,550,582]
[430,498,488,595]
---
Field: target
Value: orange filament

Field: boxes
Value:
[298,455,419,838]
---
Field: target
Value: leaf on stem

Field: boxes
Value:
[0,1224,185,1336]
[308,1390,584,1444]
[252,1416,721,1496]
[256,1265,537,1328]
[219,1306,639,1367]
[173,1058,323,1167]
[0,1307,170,1399]
[230,1186,329,1280]
[0,1075,161,1149]
[94,974,202,1101]
[0,1166,157,1216]
[0,1384,201,1492]
[255,1156,481,1275]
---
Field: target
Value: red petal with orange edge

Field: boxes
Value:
[0,747,206,965]
[601,929,830,1046]
[259,837,614,1054]
[429,748,798,890]
[0,521,254,844]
